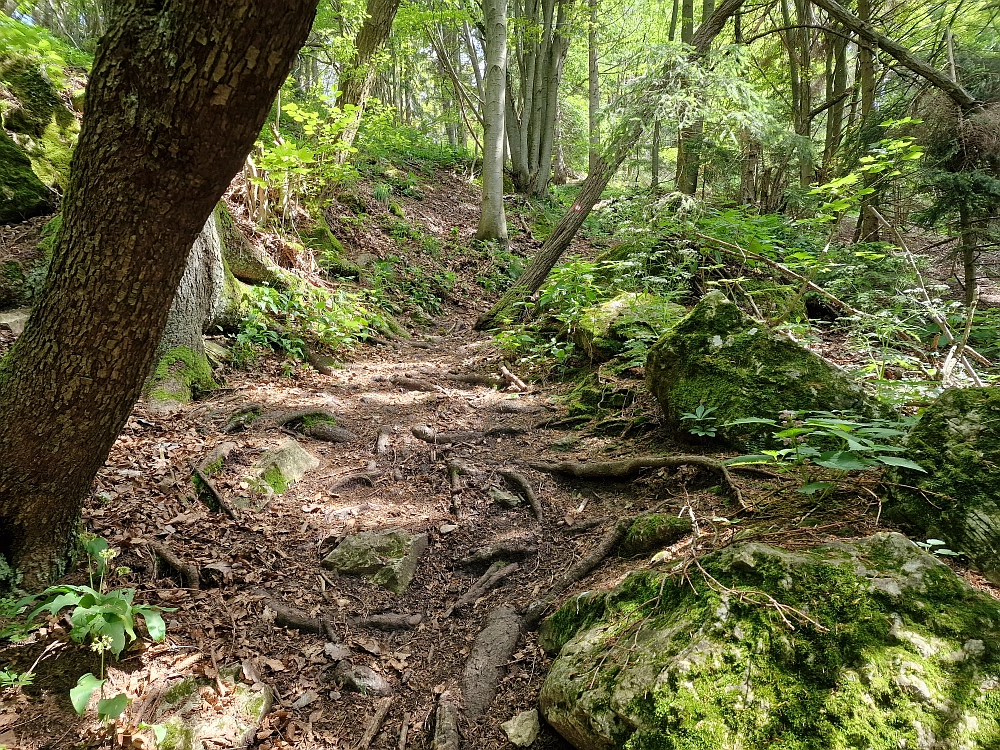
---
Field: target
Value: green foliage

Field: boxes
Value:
[0,666,33,689]
[679,405,718,437]
[725,410,923,497]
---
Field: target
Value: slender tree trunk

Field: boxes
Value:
[588,0,600,174]
[335,0,403,160]
[821,28,848,180]
[854,0,880,242]
[959,204,979,308]
[476,0,509,243]
[476,0,743,329]
[674,0,702,195]
[0,0,317,591]
[651,119,661,188]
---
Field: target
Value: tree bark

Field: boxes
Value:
[335,0,403,160]
[0,0,317,592]
[587,0,600,175]
[475,0,509,243]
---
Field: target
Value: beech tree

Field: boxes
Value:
[475,0,509,242]
[0,0,319,591]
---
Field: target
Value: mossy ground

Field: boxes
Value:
[0,129,50,224]
[541,534,1000,750]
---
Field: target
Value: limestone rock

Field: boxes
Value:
[646,291,884,447]
[321,529,428,593]
[329,660,392,696]
[0,129,49,225]
[251,439,319,494]
[152,664,270,750]
[887,387,1000,583]
[539,532,1000,750]
[575,293,686,362]
[502,710,540,747]
[0,308,29,336]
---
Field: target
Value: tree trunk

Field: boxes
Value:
[476,0,509,243]
[587,0,600,175]
[959,204,979,308]
[475,0,744,329]
[651,119,661,189]
[335,0,403,160]
[0,0,317,592]
[821,27,848,180]
[853,0,880,243]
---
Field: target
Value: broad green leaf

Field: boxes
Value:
[814,451,871,471]
[797,482,834,495]
[723,417,777,427]
[139,609,168,642]
[97,693,129,719]
[926,539,947,546]
[723,454,775,466]
[70,673,104,714]
[877,456,927,472]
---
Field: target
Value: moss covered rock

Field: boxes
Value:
[0,129,50,224]
[321,529,428,594]
[646,291,883,447]
[539,532,1000,750]
[575,293,687,362]
[145,345,217,409]
[251,439,319,494]
[886,387,1000,584]
[619,514,692,557]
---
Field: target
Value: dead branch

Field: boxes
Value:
[528,455,745,509]
[148,541,201,590]
[499,469,543,520]
[354,696,395,750]
[199,441,237,475]
[398,712,410,750]
[265,599,339,640]
[500,365,528,391]
[192,465,239,520]
[431,692,460,750]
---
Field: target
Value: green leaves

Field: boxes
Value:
[70,673,104,714]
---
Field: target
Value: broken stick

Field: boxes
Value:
[499,469,542,520]
[354,696,394,750]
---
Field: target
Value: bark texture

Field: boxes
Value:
[475,0,509,242]
[0,0,318,591]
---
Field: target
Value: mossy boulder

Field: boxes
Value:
[539,532,1000,750]
[0,129,50,224]
[618,514,692,557]
[575,293,687,362]
[646,291,883,447]
[251,439,319,494]
[321,529,428,594]
[886,387,1000,584]
[152,663,271,750]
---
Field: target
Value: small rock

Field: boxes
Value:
[292,690,318,709]
[439,523,459,535]
[324,642,352,661]
[502,710,540,747]
[251,439,319,494]
[330,660,392,696]
[321,529,428,593]
[490,487,522,507]
[0,308,29,337]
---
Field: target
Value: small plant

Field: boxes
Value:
[373,183,391,205]
[680,405,718,437]
[914,538,962,557]
[16,536,172,723]
[725,410,925,498]
[0,666,33,689]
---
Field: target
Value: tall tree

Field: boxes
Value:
[476,0,509,242]
[0,0,318,591]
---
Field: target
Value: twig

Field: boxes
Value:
[266,599,338,640]
[500,365,528,391]
[499,469,543,520]
[444,562,520,617]
[398,712,410,750]
[192,465,239,520]
[354,696,394,750]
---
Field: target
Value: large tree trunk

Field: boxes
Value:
[853,0,880,243]
[475,0,509,243]
[587,0,600,175]
[335,0,403,160]
[475,0,744,329]
[0,0,317,592]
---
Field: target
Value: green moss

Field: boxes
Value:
[540,534,1000,750]
[646,292,886,448]
[148,346,217,404]
[887,388,1000,583]
[299,413,337,429]
[261,466,288,494]
[619,514,692,557]
[0,129,49,224]
[0,58,61,138]
[162,677,199,707]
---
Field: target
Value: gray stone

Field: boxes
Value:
[321,529,428,593]
[646,291,886,447]
[329,660,392,696]
[539,532,1000,750]
[0,308,29,336]
[502,710,540,747]
[251,439,319,494]
[490,487,522,507]
[887,387,1000,584]
[152,663,270,750]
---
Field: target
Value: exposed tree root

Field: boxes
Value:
[354,696,394,750]
[330,461,381,491]
[446,459,471,494]
[457,541,537,568]
[528,455,746,509]
[431,692,460,750]
[495,400,545,414]
[445,562,520,617]
[461,607,522,721]
[412,425,525,445]
[523,517,634,628]
[199,441,237,475]
[445,373,503,389]
[148,541,201,590]
[499,469,543,520]
[192,465,240,520]
[265,598,339,640]
[392,375,440,392]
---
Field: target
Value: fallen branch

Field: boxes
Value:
[500,365,528,392]
[445,562,520,617]
[446,460,470,494]
[528,455,745,509]
[191,465,239,521]
[148,541,200,590]
[523,517,634,628]
[354,696,395,750]
[457,541,537,568]
[446,373,504,389]
[265,599,338,640]
[499,469,543,520]
[431,692,460,750]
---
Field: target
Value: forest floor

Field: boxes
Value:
[1,172,999,750]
